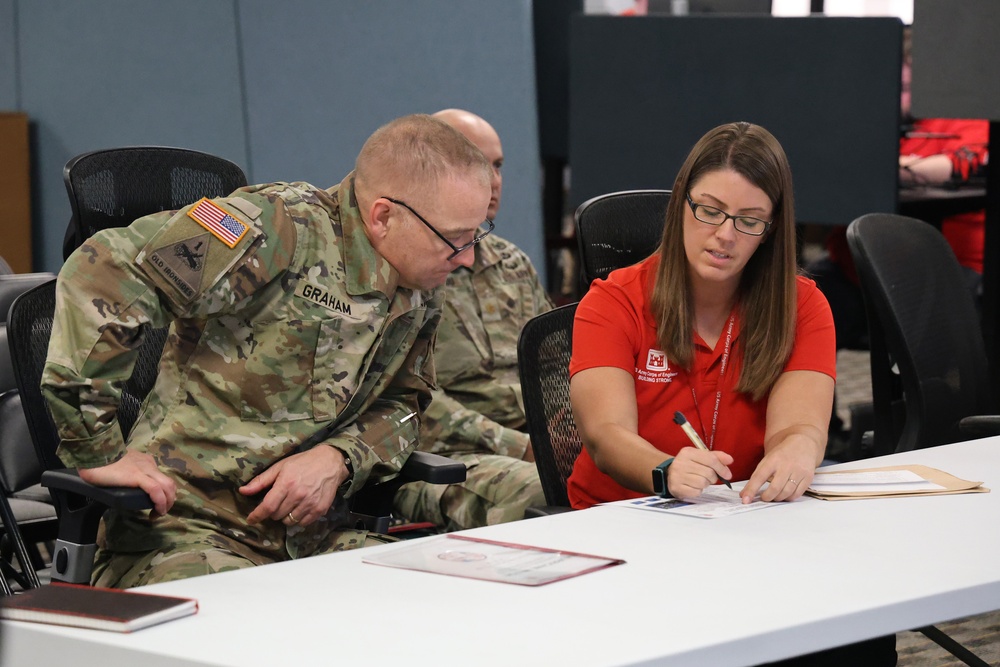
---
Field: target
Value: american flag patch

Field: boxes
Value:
[186,198,249,248]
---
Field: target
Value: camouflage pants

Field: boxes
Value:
[91,531,395,589]
[393,453,544,531]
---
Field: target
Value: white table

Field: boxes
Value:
[4,438,999,667]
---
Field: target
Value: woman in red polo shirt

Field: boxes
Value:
[568,122,836,508]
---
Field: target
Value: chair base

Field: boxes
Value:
[50,539,97,585]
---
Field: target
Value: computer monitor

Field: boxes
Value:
[569,15,903,225]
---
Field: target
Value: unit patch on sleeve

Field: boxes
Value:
[147,233,211,300]
[187,198,250,248]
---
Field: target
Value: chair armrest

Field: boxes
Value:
[41,468,154,512]
[41,469,154,583]
[957,415,1000,438]
[398,451,467,485]
[348,452,466,534]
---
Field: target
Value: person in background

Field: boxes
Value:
[566,121,895,666]
[393,109,550,531]
[41,114,492,588]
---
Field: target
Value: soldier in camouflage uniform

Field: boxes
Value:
[393,110,551,530]
[41,114,493,588]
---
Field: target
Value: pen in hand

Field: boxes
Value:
[672,411,734,490]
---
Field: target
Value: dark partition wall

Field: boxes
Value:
[911,0,1000,120]
[911,0,1000,391]
[569,16,903,226]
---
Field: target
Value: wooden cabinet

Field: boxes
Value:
[0,112,33,273]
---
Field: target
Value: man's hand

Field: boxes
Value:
[666,447,734,500]
[77,450,177,516]
[241,445,350,527]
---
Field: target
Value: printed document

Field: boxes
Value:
[608,486,781,518]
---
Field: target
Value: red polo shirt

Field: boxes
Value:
[567,256,836,509]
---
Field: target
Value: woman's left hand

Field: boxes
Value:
[740,435,818,504]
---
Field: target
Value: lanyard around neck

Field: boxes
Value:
[689,313,736,450]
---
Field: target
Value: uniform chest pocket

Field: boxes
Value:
[240,319,321,422]
[311,309,425,422]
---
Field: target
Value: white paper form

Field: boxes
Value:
[809,470,946,494]
[608,486,782,519]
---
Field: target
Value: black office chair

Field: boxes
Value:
[517,303,580,513]
[848,213,998,667]
[574,189,671,290]
[6,280,155,586]
[0,273,59,593]
[62,146,249,259]
[846,213,1000,458]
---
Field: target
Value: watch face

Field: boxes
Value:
[652,459,672,497]
[652,467,667,494]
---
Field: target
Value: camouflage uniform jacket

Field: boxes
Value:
[41,175,440,561]
[419,234,552,460]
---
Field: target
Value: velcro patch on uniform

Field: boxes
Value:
[228,196,262,219]
[146,233,211,301]
[187,198,249,248]
[479,294,502,322]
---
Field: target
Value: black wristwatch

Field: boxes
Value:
[651,458,674,498]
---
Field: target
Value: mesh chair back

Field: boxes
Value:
[846,213,994,455]
[1,274,57,393]
[58,146,242,437]
[575,189,671,289]
[517,303,580,507]
[62,146,248,259]
[8,281,63,472]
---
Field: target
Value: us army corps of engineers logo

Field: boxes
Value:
[636,348,678,384]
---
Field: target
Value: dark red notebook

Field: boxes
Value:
[1,583,198,633]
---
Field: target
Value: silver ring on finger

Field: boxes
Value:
[787,479,798,486]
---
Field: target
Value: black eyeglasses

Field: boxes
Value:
[686,194,771,237]
[382,196,495,260]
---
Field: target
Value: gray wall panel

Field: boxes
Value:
[18,0,248,271]
[11,0,541,276]
[0,0,16,108]
[238,0,543,274]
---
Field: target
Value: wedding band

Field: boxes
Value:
[788,479,798,485]
[287,512,298,524]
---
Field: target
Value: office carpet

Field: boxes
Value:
[896,616,1000,666]
[837,349,999,667]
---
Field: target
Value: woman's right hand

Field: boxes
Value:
[667,447,734,499]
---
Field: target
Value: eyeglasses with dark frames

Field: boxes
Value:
[382,196,495,260]
[685,194,771,237]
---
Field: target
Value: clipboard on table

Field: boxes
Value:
[805,464,989,501]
